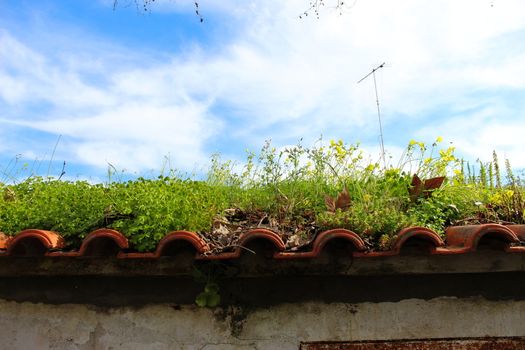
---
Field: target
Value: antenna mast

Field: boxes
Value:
[357,62,386,167]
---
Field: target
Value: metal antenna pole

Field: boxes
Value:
[372,70,386,167]
[358,62,386,168]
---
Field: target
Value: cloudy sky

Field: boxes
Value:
[1,0,525,181]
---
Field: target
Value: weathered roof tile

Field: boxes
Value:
[1,224,524,259]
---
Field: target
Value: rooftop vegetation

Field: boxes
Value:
[0,138,523,252]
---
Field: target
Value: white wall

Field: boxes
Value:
[0,297,524,350]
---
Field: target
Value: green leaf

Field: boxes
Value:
[207,292,221,307]
[195,292,208,307]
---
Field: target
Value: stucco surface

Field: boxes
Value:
[0,297,524,349]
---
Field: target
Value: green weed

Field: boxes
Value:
[0,139,523,251]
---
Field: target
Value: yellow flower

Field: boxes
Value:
[436,136,443,143]
[489,193,502,205]
[365,163,377,172]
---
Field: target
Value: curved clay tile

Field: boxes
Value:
[506,246,525,253]
[312,229,366,255]
[445,224,519,252]
[6,229,65,256]
[277,229,365,259]
[507,224,525,242]
[391,226,444,254]
[77,228,129,256]
[236,229,286,251]
[202,229,285,260]
[155,231,209,256]
[199,252,239,260]
[0,232,10,250]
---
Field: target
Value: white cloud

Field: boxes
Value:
[0,30,220,172]
[2,0,525,176]
[34,103,220,171]
[0,30,115,110]
[416,106,525,168]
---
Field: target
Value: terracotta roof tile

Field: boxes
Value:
[276,229,365,259]
[508,224,525,242]
[445,224,519,253]
[6,229,65,256]
[199,229,286,260]
[0,224,523,259]
[354,226,445,257]
[393,226,445,251]
[0,232,9,250]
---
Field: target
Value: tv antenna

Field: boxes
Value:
[357,62,387,167]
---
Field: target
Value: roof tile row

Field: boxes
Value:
[0,224,524,259]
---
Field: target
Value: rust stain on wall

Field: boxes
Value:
[301,337,525,350]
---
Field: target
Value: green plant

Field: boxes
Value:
[0,138,523,252]
[192,267,221,308]
[195,282,221,308]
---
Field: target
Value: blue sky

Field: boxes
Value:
[1,0,525,182]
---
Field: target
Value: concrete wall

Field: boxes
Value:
[1,297,524,350]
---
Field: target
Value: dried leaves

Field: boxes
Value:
[324,187,351,213]
[409,174,445,202]
[204,207,316,253]
[3,187,16,202]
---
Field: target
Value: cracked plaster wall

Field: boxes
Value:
[0,297,524,349]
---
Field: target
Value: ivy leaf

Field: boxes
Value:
[206,292,220,307]
[195,292,208,307]
[195,282,221,307]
